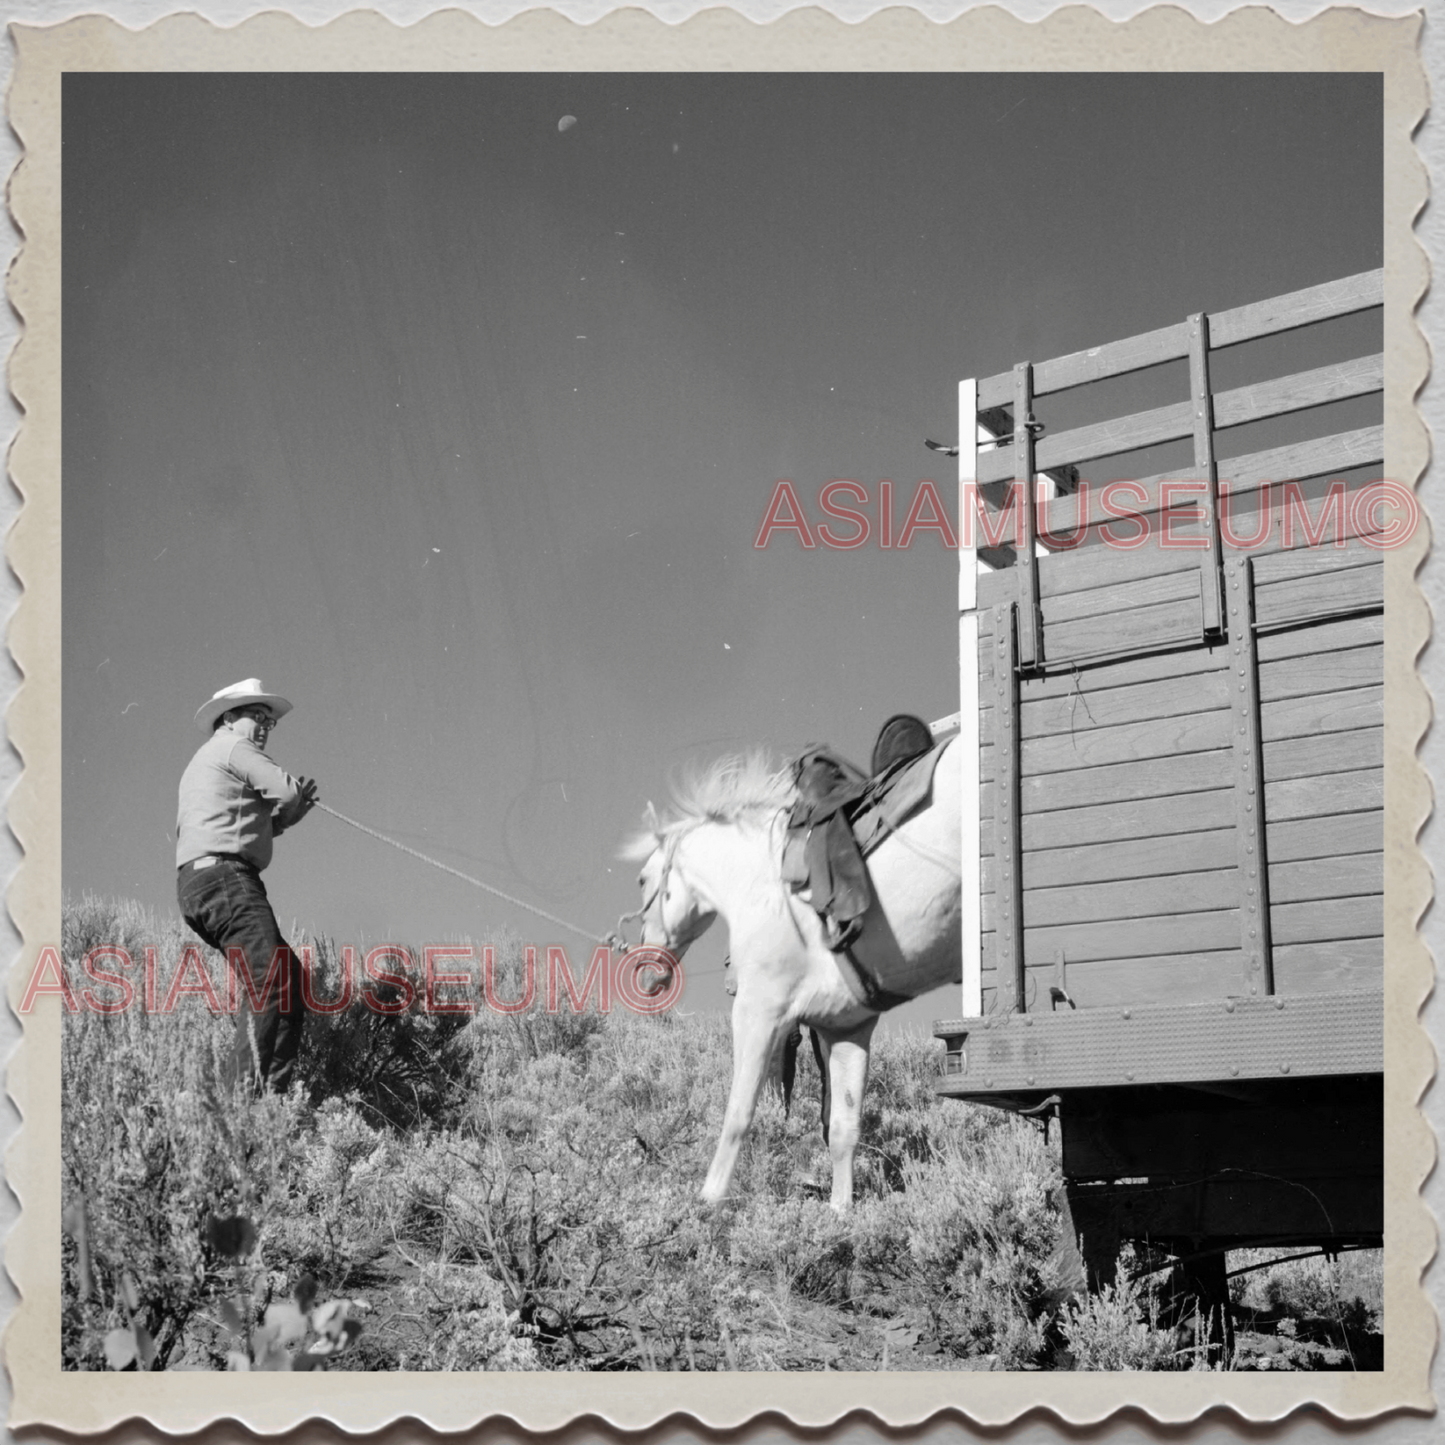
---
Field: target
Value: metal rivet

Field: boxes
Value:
[1250,984,1258,995]
[1230,1064,1240,1076]
[1280,1062,1291,1074]
[1122,1009,1131,1020]
[1225,999,1235,1013]
[1275,997,1285,1010]
[1126,1070,1135,1080]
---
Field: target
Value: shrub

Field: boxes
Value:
[1061,1249,1179,1370]
[61,895,1086,1372]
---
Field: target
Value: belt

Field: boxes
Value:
[178,854,254,874]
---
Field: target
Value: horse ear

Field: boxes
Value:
[645,799,661,833]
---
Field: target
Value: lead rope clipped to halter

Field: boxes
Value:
[314,800,633,951]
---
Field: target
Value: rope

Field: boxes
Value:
[314,801,618,949]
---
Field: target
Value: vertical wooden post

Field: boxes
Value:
[1013,362,1042,668]
[1188,313,1226,637]
[958,379,983,1018]
[1224,555,1273,996]
[992,600,1025,1013]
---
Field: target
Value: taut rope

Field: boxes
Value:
[315,800,625,949]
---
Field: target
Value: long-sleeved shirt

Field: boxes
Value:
[176,725,308,870]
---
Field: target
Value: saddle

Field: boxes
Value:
[781,714,943,953]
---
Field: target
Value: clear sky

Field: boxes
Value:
[62,71,1382,1028]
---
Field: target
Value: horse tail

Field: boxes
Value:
[809,1026,830,1144]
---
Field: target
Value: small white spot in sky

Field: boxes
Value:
[121,702,138,714]
[723,643,731,650]
[432,547,441,553]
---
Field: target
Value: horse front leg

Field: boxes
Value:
[701,996,787,1205]
[822,1017,878,1212]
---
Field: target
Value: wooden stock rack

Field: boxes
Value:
[935,270,1387,1327]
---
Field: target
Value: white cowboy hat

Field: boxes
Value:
[194,678,294,732]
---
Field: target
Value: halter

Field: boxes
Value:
[613,825,691,953]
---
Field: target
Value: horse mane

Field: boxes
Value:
[621,751,795,859]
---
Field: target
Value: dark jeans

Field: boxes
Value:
[177,859,304,1094]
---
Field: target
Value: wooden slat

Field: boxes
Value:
[1022,750,1232,814]
[978,398,1191,484]
[1045,595,1201,661]
[1260,685,1383,744]
[1021,827,1236,890]
[1039,543,1202,603]
[1021,636,1229,693]
[1271,937,1384,996]
[1256,611,1382,662]
[1207,269,1383,349]
[1041,563,1201,626]
[1267,811,1382,864]
[1213,354,1383,431]
[1224,481,1384,562]
[1022,789,1235,850]
[1255,562,1382,629]
[977,321,1191,408]
[977,354,1382,486]
[1253,533,1386,584]
[1024,868,1238,928]
[1023,908,1241,966]
[1272,896,1383,947]
[1259,644,1382,701]
[1270,853,1383,905]
[1265,768,1381,822]
[1023,706,1232,775]
[1032,426,1382,543]
[1023,670,1230,738]
[1262,727,1382,782]
[1006,951,1248,1011]
[974,269,1381,411]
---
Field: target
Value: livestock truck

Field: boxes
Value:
[931,270,1388,1355]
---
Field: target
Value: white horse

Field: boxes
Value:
[623,742,961,1211]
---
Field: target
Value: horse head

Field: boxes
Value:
[632,824,718,958]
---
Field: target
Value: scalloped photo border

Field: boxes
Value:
[3,4,1433,1433]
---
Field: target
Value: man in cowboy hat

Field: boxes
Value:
[176,679,319,1094]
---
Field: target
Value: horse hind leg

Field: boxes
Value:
[821,1017,878,1212]
[701,1002,788,1206]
